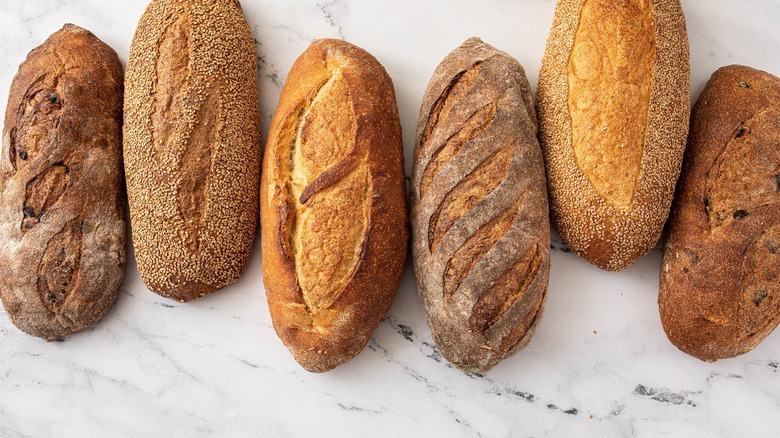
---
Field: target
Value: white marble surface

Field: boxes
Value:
[1,1,779,437]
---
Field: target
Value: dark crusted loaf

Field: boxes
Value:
[411,38,550,373]
[261,39,408,372]
[659,65,780,362]
[0,24,126,340]
[124,0,262,301]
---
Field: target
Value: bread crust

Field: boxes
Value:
[0,24,126,340]
[124,0,261,301]
[261,39,408,373]
[411,38,550,373]
[659,65,780,362]
[537,0,690,271]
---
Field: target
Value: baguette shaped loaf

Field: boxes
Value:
[124,0,261,301]
[411,38,550,373]
[0,25,125,340]
[537,0,690,271]
[261,39,408,372]
[659,66,780,362]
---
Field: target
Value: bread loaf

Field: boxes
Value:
[0,24,125,340]
[411,38,550,373]
[261,39,408,372]
[659,65,780,362]
[537,0,690,271]
[124,0,261,301]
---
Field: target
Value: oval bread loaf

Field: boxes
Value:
[124,0,262,301]
[537,0,690,271]
[0,24,126,340]
[659,65,780,362]
[261,39,408,373]
[411,38,550,373]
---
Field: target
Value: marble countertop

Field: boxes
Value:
[1,1,780,437]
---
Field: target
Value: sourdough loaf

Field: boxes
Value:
[411,38,550,373]
[261,39,408,372]
[659,65,780,362]
[0,24,126,340]
[537,0,690,271]
[124,0,261,301]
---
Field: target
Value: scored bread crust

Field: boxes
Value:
[0,25,125,340]
[124,0,261,301]
[261,39,408,373]
[411,38,550,373]
[659,65,780,362]
[537,0,690,271]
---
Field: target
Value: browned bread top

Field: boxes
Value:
[261,39,408,372]
[124,0,261,301]
[0,24,126,340]
[537,0,690,271]
[659,65,780,362]
[411,38,550,373]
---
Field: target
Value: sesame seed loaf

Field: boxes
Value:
[261,39,408,372]
[124,0,262,301]
[537,0,690,271]
[411,38,550,373]
[0,24,126,340]
[659,65,780,362]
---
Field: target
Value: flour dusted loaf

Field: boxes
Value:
[261,39,408,372]
[124,0,261,301]
[659,65,780,362]
[411,38,550,373]
[0,25,125,340]
[537,0,690,271]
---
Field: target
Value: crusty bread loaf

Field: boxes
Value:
[411,38,550,373]
[124,0,261,301]
[537,0,690,271]
[0,24,125,340]
[659,65,780,362]
[261,39,408,373]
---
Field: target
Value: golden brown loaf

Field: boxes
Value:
[659,65,780,362]
[411,38,550,373]
[537,0,690,271]
[261,39,408,373]
[0,25,125,340]
[124,0,262,301]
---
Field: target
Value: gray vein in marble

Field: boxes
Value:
[234,356,275,373]
[254,36,283,89]
[367,337,438,392]
[0,402,27,438]
[271,23,314,45]
[337,403,384,414]
[124,328,203,387]
[380,313,586,417]
[0,425,28,438]
[706,372,744,381]
[447,407,482,437]
[633,384,700,407]
[317,0,346,40]
[122,289,182,310]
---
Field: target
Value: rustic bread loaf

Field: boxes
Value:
[659,65,780,362]
[411,38,550,373]
[124,0,261,301]
[261,39,408,373]
[537,0,690,271]
[0,24,125,340]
